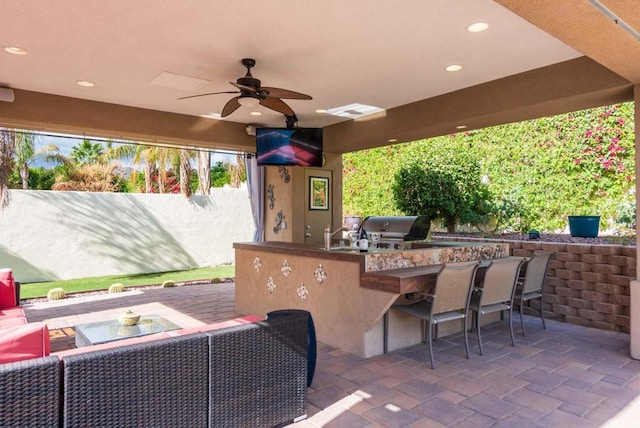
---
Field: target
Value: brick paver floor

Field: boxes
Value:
[23,283,640,427]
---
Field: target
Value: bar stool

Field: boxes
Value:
[468,257,526,355]
[388,260,480,369]
[513,251,553,336]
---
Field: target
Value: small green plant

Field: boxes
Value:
[108,283,125,293]
[161,280,175,288]
[47,287,66,300]
[616,202,636,230]
[211,277,222,284]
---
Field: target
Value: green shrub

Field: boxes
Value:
[392,151,490,232]
[161,280,175,288]
[211,277,222,284]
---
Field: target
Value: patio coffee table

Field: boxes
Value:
[74,315,181,347]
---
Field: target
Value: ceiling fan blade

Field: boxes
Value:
[177,91,239,100]
[230,82,256,92]
[261,87,312,100]
[259,97,295,116]
[221,97,242,117]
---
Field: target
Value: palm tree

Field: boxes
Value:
[225,153,246,188]
[157,146,194,196]
[106,142,198,196]
[179,149,192,197]
[71,139,104,165]
[0,129,16,210]
[12,131,70,189]
[14,131,35,189]
[197,150,211,195]
[105,142,157,193]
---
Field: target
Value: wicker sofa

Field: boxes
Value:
[0,311,310,428]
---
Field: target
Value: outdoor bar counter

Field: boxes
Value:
[234,241,508,357]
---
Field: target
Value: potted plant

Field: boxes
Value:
[568,214,600,238]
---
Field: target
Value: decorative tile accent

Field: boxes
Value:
[279,166,291,183]
[314,264,327,284]
[253,256,262,272]
[267,184,275,210]
[266,277,276,293]
[273,210,285,235]
[297,283,309,300]
[281,259,292,277]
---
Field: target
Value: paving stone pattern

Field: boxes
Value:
[22,283,640,427]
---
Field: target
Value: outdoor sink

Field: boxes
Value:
[319,246,359,252]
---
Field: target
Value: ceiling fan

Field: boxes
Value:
[179,58,312,118]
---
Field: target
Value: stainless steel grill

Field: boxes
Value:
[360,216,430,250]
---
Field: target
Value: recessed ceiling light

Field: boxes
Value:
[4,46,27,55]
[456,125,467,129]
[467,22,489,33]
[388,139,397,143]
[250,111,262,116]
[77,80,94,87]
[446,64,463,72]
[315,109,327,114]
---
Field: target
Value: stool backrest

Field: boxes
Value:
[481,258,525,306]
[522,251,553,294]
[433,261,480,314]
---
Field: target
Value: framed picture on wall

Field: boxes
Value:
[309,176,329,210]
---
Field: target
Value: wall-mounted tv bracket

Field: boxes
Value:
[285,114,298,129]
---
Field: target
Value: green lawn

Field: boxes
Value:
[20,265,235,299]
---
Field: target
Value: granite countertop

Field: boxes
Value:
[234,241,509,272]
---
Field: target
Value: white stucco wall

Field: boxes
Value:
[0,188,254,282]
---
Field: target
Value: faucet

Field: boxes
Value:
[324,226,349,250]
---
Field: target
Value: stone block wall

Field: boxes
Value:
[432,237,635,333]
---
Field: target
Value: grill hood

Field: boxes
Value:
[360,216,431,241]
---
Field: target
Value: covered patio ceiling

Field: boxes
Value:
[0,0,638,154]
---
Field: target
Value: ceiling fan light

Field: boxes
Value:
[238,96,260,108]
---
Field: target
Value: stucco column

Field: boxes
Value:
[631,85,640,359]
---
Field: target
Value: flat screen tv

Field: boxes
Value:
[256,127,323,167]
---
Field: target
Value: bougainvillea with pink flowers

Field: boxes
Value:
[343,102,635,233]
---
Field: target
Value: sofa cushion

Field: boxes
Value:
[0,315,28,329]
[0,307,27,328]
[0,269,16,309]
[0,322,50,364]
[0,306,26,318]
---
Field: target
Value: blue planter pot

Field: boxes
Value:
[568,215,600,238]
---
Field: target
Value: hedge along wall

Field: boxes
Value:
[433,237,635,333]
